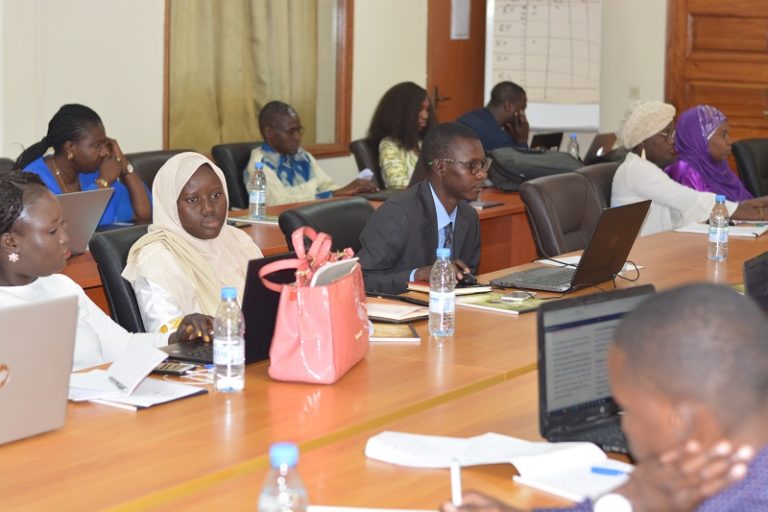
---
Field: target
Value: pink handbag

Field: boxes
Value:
[258,227,370,384]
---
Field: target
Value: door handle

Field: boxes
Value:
[433,86,452,107]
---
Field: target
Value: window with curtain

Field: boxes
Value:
[168,0,330,154]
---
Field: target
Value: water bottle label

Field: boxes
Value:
[213,342,245,365]
[708,226,728,244]
[249,190,266,204]
[429,291,455,314]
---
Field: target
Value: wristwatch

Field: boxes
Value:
[124,162,135,175]
[594,493,633,512]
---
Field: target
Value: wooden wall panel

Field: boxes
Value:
[691,16,768,54]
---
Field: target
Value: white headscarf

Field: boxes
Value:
[123,152,262,315]
[617,100,676,150]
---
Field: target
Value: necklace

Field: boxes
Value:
[49,157,79,193]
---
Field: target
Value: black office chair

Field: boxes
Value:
[732,138,768,197]
[575,162,620,209]
[519,172,604,258]
[349,138,385,189]
[89,225,149,333]
[211,141,262,209]
[126,149,192,189]
[278,197,374,253]
[0,157,14,172]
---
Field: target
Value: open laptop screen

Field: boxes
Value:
[540,286,654,417]
[744,251,768,311]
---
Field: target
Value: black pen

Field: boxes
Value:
[365,292,429,307]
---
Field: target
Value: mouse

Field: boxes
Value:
[458,272,477,287]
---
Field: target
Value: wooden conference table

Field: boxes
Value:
[3,231,762,511]
[62,189,536,314]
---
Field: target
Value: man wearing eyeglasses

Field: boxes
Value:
[358,123,488,294]
[244,101,378,206]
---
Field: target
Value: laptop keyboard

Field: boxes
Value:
[185,344,213,360]
[550,421,628,453]
[530,268,576,287]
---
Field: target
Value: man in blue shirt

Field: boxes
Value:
[457,81,529,152]
[358,123,485,294]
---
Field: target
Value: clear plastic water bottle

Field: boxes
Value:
[258,442,308,512]
[567,133,580,160]
[248,161,267,219]
[213,286,245,392]
[429,247,457,336]
[708,194,729,262]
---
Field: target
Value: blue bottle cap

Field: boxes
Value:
[254,161,264,170]
[436,247,451,259]
[269,442,299,468]
[221,287,237,300]
[570,133,577,139]
[715,194,726,203]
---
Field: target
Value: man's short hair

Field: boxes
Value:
[421,122,481,167]
[258,101,296,136]
[488,81,526,107]
[614,283,768,431]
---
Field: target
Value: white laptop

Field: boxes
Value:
[57,188,114,254]
[0,295,78,445]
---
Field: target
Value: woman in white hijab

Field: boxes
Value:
[611,100,768,236]
[123,152,263,334]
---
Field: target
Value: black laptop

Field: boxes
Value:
[490,200,651,292]
[538,285,656,453]
[744,251,768,311]
[530,132,564,151]
[161,252,296,364]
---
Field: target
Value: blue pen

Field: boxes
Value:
[590,466,627,476]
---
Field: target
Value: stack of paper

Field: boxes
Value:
[69,342,207,411]
[676,223,768,238]
[365,431,632,501]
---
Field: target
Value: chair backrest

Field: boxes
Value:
[732,138,768,197]
[278,197,374,253]
[575,162,620,210]
[350,138,384,188]
[125,149,192,189]
[211,141,262,209]
[89,225,149,333]
[519,172,605,258]
[0,157,14,172]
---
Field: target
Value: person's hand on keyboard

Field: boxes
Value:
[171,314,214,344]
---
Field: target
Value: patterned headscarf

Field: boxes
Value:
[665,105,752,201]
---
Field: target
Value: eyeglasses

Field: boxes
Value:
[274,126,305,136]
[657,128,676,142]
[428,158,492,176]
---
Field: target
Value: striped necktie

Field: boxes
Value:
[443,222,453,250]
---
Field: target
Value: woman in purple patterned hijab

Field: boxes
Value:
[665,105,753,201]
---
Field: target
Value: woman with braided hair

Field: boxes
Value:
[15,103,151,226]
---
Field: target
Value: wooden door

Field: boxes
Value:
[666,0,768,141]
[427,0,487,123]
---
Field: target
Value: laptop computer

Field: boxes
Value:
[530,132,564,151]
[538,285,656,453]
[57,188,114,254]
[490,200,651,292]
[744,251,768,311]
[0,295,78,445]
[582,133,617,164]
[161,251,296,364]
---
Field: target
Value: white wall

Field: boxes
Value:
[320,0,429,181]
[1,0,165,159]
[600,0,667,132]
[0,0,665,179]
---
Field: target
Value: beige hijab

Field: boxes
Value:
[123,152,262,315]
[617,100,676,150]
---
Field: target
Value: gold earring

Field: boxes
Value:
[67,152,74,160]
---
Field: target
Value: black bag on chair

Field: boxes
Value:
[488,147,582,192]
